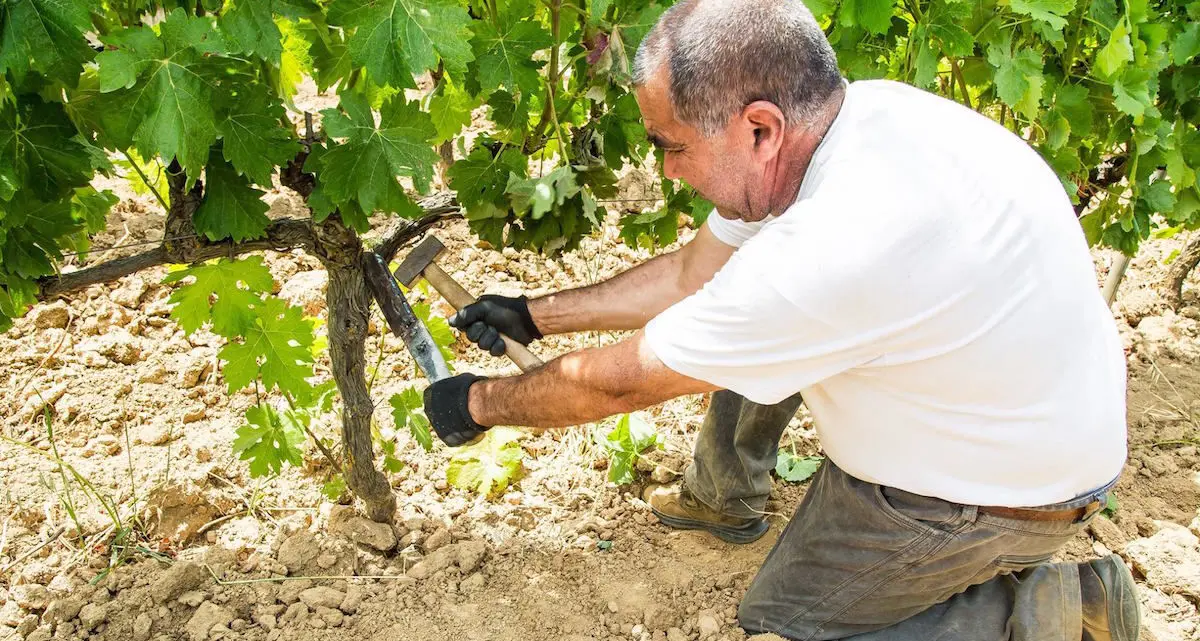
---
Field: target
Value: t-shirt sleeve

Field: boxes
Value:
[644,223,883,405]
[705,211,769,247]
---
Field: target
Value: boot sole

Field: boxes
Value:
[651,508,769,544]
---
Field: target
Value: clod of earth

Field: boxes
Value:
[328,505,398,552]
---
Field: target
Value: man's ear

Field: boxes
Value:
[741,100,787,162]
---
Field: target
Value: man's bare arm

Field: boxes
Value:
[467,331,719,428]
[529,224,735,335]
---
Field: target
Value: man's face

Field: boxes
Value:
[635,70,767,222]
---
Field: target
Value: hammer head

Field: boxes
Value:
[394,234,447,287]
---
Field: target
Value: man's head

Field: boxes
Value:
[633,0,843,222]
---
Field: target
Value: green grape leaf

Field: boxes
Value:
[328,0,475,87]
[219,296,316,398]
[1143,180,1176,214]
[1008,0,1075,30]
[1095,21,1134,78]
[470,15,554,96]
[163,256,275,336]
[987,40,1044,116]
[218,90,300,186]
[233,403,306,478]
[446,427,525,497]
[219,0,283,63]
[801,0,837,21]
[507,166,580,219]
[96,10,224,178]
[600,413,660,485]
[193,157,271,242]
[1175,23,1200,65]
[618,4,668,52]
[322,474,347,500]
[840,0,893,36]
[0,195,79,278]
[689,196,715,227]
[0,98,99,203]
[314,93,439,214]
[1052,83,1094,139]
[303,22,353,93]
[449,145,528,210]
[1112,72,1153,118]
[390,386,433,452]
[429,78,477,144]
[0,0,94,84]
[775,451,823,483]
[71,187,117,234]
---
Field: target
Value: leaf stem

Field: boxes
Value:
[123,150,169,211]
[283,391,344,474]
[949,57,973,110]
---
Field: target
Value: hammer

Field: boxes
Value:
[393,235,544,373]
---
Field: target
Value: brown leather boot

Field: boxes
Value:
[645,484,768,544]
[1080,554,1140,641]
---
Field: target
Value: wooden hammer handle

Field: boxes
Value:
[422,262,545,373]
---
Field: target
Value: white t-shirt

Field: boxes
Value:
[644,79,1127,508]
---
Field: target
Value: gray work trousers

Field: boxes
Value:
[686,390,1111,641]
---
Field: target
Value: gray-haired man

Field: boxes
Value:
[422,0,1141,638]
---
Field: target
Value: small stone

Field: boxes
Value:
[16,614,38,637]
[697,611,721,639]
[328,505,397,552]
[24,624,53,641]
[112,277,148,308]
[78,603,106,631]
[460,572,486,593]
[339,586,363,614]
[316,606,344,627]
[1144,454,1180,477]
[299,587,346,610]
[277,579,313,605]
[258,614,277,631]
[317,553,338,569]
[180,359,211,388]
[182,406,206,423]
[456,540,487,574]
[151,562,208,604]
[42,596,84,624]
[1088,515,1128,552]
[278,531,321,574]
[138,422,173,446]
[643,603,676,630]
[178,590,207,607]
[32,302,70,329]
[633,624,645,636]
[650,465,677,484]
[10,584,49,611]
[140,363,168,384]
[424,528,451,553]
[186,602,234,641]
[133,613,153,641]
[607,601,619,614]
[281,602,309,625]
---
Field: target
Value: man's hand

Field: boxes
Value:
[423,373,490,446]
[449,294,542,356]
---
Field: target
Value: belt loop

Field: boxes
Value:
[961,505,979,524]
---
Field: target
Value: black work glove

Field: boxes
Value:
[423,373,489,447]
[448,294,542,357]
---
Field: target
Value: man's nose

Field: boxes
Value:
[662,154,682,181]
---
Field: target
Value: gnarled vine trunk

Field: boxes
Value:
[314,218,397,522]
[1165,235,1200,311]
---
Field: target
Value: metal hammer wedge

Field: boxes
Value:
[393,235,545,373]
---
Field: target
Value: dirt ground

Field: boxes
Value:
[4,87,1200,641]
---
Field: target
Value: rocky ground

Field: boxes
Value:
[3,142,1200,640]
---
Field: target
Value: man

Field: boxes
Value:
[421,0,1140,638]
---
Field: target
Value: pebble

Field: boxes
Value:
[11,584,49,610]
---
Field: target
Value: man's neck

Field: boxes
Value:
[767,92,846,215]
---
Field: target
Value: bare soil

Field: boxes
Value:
[3,111,1200,641]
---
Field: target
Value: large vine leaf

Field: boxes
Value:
[217,90,300,186]
[312,92,439,215]
[469,13,554,96]
[96,9,225,178]
[390,386,433,452]
[0,97,99,202]
[192,156,271,242]
[0,0,94,85]
[163,256,275,336]
[219,297,316,399]
[328,0,475,87]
